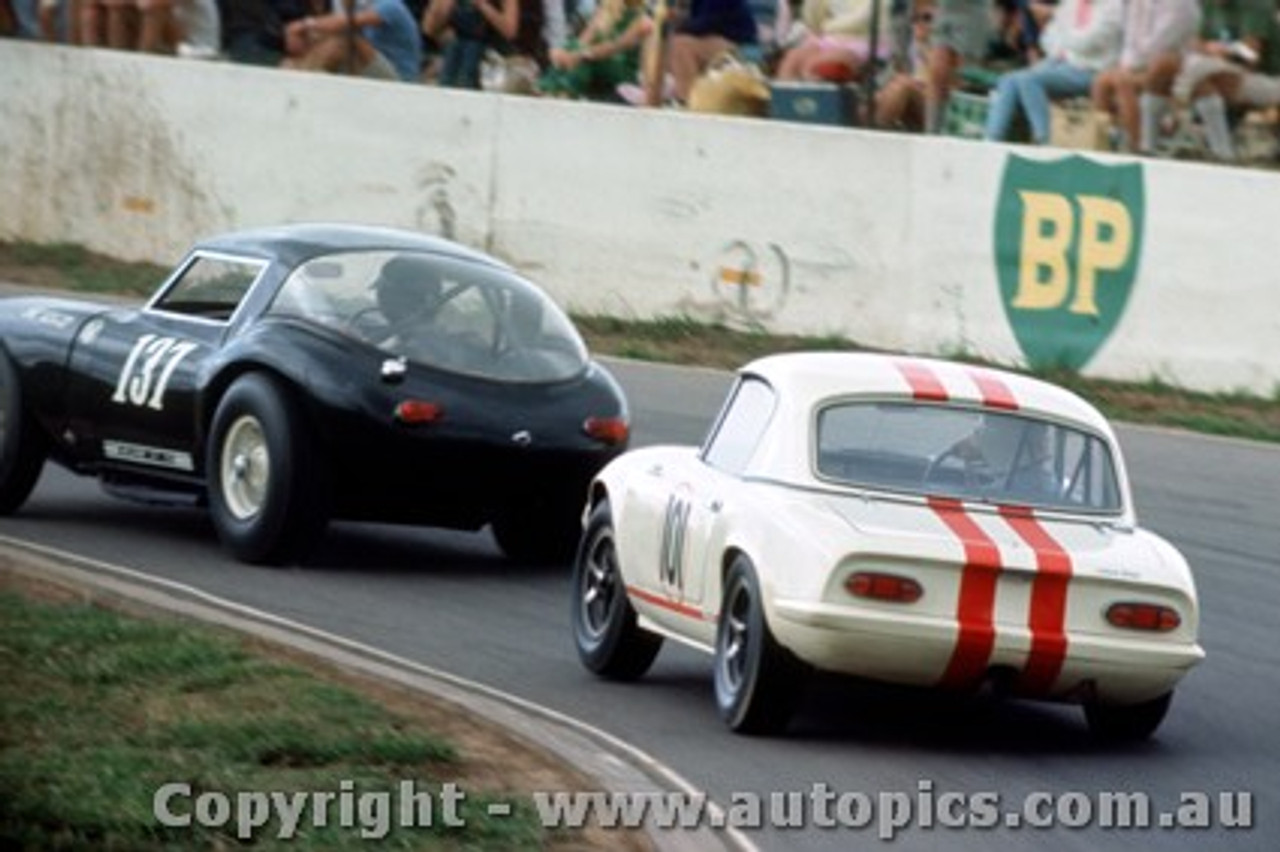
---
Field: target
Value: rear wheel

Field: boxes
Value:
[207,373,327,565]
[572,500,662,679]
[1084,692,1173,742]
[0,351,47,515]
[715,556,805,735]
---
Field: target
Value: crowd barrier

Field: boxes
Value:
[2,40,1277,395]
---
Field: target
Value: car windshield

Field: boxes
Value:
[268,249,589,382]
[815,401,1122,513]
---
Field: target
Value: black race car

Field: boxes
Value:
[0,223,630,564]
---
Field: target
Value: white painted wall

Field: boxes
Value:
[2,40,1277,395]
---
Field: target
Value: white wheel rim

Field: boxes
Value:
[220,415,269,521]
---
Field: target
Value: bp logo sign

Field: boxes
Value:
[994,155,1144,371]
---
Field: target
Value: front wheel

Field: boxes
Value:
[714,556,805,735]
[571,500,662,679]
[206,373,328,565]
[0,351,47,515]
[1084,692,1173,742]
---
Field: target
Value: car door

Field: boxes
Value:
[65,252,266,480]
[627,376,777,638]
[681,376,777,610]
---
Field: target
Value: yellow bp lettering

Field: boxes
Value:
[1012,192,1133,316]
[1072,196,1132,317]
[1013,191,1073,310]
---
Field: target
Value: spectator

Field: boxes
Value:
[654,0,758,104]
[422,0,545,88]
[541,0,565,50]
[923,0,991,133]
[1090,0,1200,152]
[133,0,174,51]
[79,0,138,49]
[984,0,1122,143]
[989,0,1056,65]
[1151,0,1280,159]
[6,0,42,37]
[539,0,649,98]
[774,0,890,83]
[283,0,422,81]
[175,0,222,56]
[874,0,933,129]
[218,0,309,64]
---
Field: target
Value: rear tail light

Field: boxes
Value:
[1105,602,1181,632]
[846,572,923,604]
[583,416,629,446]
[394,400,444,425]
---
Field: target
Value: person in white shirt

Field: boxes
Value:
[1090,0,1201,152]
[984,0,1124,142]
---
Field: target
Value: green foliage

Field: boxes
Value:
[0,593,541,850]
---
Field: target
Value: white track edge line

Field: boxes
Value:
[0,533,758,852]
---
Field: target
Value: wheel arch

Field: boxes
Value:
[586,480,611,515]
[197,361,311,460]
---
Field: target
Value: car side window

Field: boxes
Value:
[702,377,776,475]
[152,255,264,322]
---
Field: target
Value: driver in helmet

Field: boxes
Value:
[373,255,444,329]
[945,416,1059,503]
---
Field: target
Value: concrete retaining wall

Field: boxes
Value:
[2,40,1276,394]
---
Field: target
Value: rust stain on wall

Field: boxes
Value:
[122,196,156,214]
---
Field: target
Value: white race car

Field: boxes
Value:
[571,353,1204,737]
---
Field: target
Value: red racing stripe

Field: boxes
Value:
[929,497,1003,688]
[999,506,1073,695]
[967,370,1019,411]
[627,585,714,622]
[895,361,949,402]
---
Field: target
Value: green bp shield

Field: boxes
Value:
[993,155,1144,371]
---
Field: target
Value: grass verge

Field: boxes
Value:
[3,241,1278,443]
[0,578,560,850]
[572,314,1280,444]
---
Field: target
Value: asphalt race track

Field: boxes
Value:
[2,358,1277,852]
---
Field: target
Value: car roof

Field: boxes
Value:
[736,353,1131,511]
[741,352,1112,435]
[194,223,503,270]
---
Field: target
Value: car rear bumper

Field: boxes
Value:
[770,598,1204,704]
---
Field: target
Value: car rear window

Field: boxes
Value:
[815,401,1122,513]
[269,250,589,383]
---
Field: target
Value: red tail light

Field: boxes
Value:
[583,416,629,446]
[394,400,444,425]
[1106,602,1181,632]
[846,572,923,604]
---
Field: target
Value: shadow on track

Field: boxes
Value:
[783,673,1171,757]
[17,480,570,579]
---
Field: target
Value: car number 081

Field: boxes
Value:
[660,494,691,590]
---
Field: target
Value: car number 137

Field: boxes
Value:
[111,334,199,411]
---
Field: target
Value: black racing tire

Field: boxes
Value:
[206,373,328,565]
[714,556,806,735]
[572,500,663,680]
[1084,691,1173,742]
[493,503,582,565]
[0,350,47,515]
